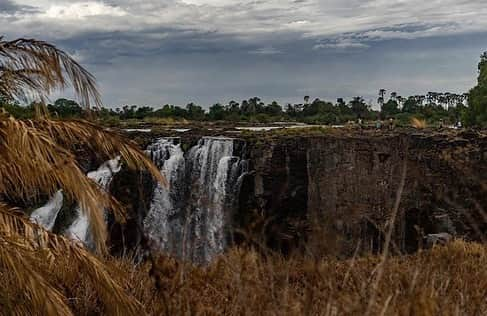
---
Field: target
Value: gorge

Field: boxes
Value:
[30,128,486,263]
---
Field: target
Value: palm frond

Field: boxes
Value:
[0,117,118,253]
[0,116,166,253]
[33,118,167,186]
[0,203,143,315]
[0,37,101,107]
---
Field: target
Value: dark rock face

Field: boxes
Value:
[109,130,486,259]
[237,131,486,257]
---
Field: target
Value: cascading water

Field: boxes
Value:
[143,138,186,257]
[30,190,64,231]
[66,156,122,246]
[144,137,248,264]
[186,137,245,263]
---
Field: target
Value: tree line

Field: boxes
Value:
[2,53,487,127]
[0,94,470,126]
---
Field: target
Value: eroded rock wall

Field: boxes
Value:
[239,131,486,257]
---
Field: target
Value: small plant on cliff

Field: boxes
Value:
[411,117,427,129]
[0,37,164,314]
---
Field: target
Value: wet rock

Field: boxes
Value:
[425,233,453,248]
[433,213,456,235]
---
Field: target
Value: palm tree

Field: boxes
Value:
[378,89,386,107]
[0,37,164,314]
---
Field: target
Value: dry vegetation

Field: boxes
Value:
[0,37,166,315]
[411,117,428,129]
[2,239,486,315]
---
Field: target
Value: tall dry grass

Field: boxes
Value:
[2,239,485,315]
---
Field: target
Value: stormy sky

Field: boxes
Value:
[2,0,487,108]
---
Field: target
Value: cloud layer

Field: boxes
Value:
[6,0,487,43]
[1,0,487,106]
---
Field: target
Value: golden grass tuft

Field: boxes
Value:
[411,117,427,129]
[132,241,487,315]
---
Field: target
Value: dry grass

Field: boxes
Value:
[2,239,485,315]
[411,117,427,129]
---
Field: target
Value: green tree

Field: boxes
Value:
[402,97,420,113]
[186,103,205,120]
[264,101,283,116]
[465,52,487,127]
[208,103,226,120]
[349,96,370,118]
[378,89,386,107]
[135,106,154,119]
[381,99,399,117]
[48,98,83,118]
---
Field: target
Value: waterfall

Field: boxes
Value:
[66,156,122,246]
[144,137,248,264]
[143,138,186,257]
[186,137,241,263]
[30,190,64,231]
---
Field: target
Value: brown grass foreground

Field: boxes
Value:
[2,240,485,315]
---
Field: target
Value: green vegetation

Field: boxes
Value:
[465,52,487,127]
[0,93,471,127]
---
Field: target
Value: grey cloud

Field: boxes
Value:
[2,0,487,107]
[6,0,487,43]
[0,0,37,14]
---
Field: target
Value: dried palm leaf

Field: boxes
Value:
[0,37,101,107]
[0,203,143,315]
[0,117,119,253]
[32,118,166,185]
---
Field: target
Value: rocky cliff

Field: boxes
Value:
[107,128,486,260]
[237,129,486,258]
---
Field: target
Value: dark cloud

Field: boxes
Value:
[0,0,37,14]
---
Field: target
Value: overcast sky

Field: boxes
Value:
[2,0,487,108]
